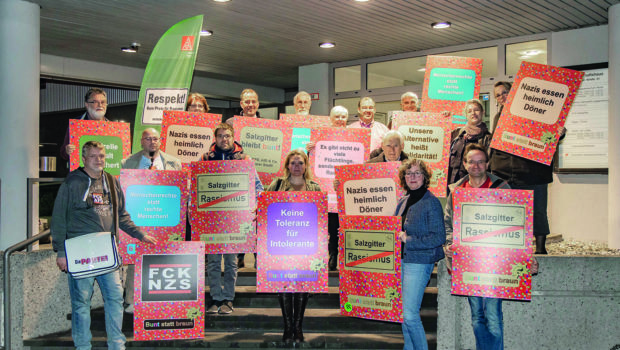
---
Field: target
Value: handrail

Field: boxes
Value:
[2,229,51,350]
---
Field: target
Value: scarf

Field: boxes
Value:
[463,122,488,141]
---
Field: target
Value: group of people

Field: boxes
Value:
[51,83,556,350]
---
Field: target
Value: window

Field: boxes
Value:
[506,40,547,75]
[334,66,361,93]
[367,57,426,89]
[437,46,497,78]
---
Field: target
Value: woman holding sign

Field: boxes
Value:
[448,99,492,186]
[266,149,321,344]
[395,159,446,350]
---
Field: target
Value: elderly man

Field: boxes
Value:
[122,128,182,170]
[120,128,182,313]
[347,97,389,152]
[293,91,312,116]
[401,92,419,112]
[61,88,109,160]
[200,122,264,314]
[52,141,157,350]
[366,130,409,163]
[444,143,540,350]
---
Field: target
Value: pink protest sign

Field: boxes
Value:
[119,169,188,265]
[335,162,403,217]
[233,117,293,187]
[391,111,451,197]
[189,160,257,253]
[134,241,205,340]
[421,55,483,126]
[450,187,534,301]
[339,215,402,323]
[69,119,131,176]
[490,62,584,165]
[309,127,371,212]
[160,110,222,163]
[279,113,331,127]
[256,191,328,293]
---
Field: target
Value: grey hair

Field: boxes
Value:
[294,91,311,103]
[400,91,419,104]
[382,130,404,146]
[330,105,349,117]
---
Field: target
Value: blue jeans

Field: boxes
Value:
[468,296,503,350]
[207,253,238,301]
[402,262,434,350]
[67,270,126,350]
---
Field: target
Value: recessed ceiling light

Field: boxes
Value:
[319,42,335,48]
[431,22,451,29]
[200,30,213,37]
[121,42,140,53]
[213,0,230,2]
[354,0,370,2]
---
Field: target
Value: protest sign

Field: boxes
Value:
[421,55,483,126]
[339,215,402,322]
[256,191,328,293]
[310,127,370,212]
[391,111,451,197]
[233,117,293,186]
[490,62,584,165]
[160,110,221,163]
[119,169,188,264]
[335,162,403,217]
[280,114,332,153]
[134,242,205,340]
[69,119,131,176]
[450,187,534,300]
[189,160,257,253]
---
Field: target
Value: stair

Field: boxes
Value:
[24,265,438,349]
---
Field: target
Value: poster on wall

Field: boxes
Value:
[256,191,328,293]
[119,169,188,265]
[339,215,402,323]
[450,187,534,301]
[490,61,584,165]
[134,241,205,341]
[420,55,483,126]
[160,110,222,163]
[131,15,203,153]
[233,117,293,187]
[69,119,131,176]
[335,162,403,217]
[189,160,257,253]
[391,111,451,197]
[556,65,608,172]
[309,127,371,212]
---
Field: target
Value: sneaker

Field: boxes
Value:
[218,300,234,314]
[207,301,219,314]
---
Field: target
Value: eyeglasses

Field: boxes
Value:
[466,160,487,165]
[142,137,159,142]
[495,91,508,99]
[189,104,205,109]
[87,100,107,106]
[405,171,423,177]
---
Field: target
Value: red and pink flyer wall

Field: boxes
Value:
[134,241,205,340]
[256,191,328,293]
[119,169,189,265]
[450,187,534,301]
[189,159,258,253]
[338,215,402,323]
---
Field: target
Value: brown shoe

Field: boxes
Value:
[219,300,234,314]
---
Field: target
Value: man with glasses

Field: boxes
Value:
[119,128,181,314]
[121,128,182,171]
[199,122,263,314]
[61,88,110,160]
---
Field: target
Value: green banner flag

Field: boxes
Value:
[132,15,203,153]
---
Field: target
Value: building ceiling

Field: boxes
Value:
[30,0,618,90]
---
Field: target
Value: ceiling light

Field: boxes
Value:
[200,30,213,37]
[354,0,370,2]
[431,22,451,29]
[319,42,335,48]
[417,68,426,72]
[121,42,140,53]
[213,0,231,2]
